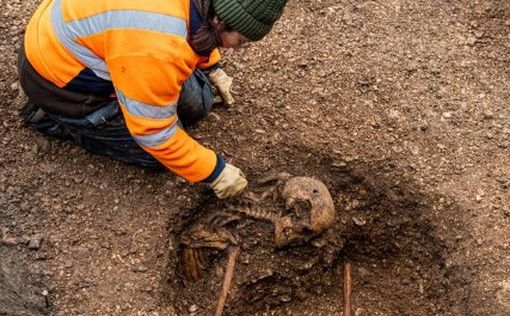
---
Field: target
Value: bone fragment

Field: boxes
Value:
[227,206,281,223]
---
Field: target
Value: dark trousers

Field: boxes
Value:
[19,50,214,168]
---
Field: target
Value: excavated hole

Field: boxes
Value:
[164,166,470,315]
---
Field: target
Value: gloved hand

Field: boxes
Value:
[210,163,248,199]
[208,68,235,106]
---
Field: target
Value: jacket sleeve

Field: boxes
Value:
[107,52,219,183]
[197,48,221,70]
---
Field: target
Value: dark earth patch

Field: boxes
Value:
[165,152,474,315]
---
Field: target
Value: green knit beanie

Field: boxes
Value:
[212,0,288,41]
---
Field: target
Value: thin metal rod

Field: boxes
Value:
[343,261,352,316]
[215,246,240,316]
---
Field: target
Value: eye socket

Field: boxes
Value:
[300,226,313,234]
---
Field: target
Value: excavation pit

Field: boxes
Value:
[165,170,469,315]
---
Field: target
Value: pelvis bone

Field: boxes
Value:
[179,212,239,282]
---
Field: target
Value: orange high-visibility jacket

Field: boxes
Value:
[24,0,222,182]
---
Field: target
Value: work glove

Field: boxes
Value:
[210,163,248,199]
[208,68,235,106]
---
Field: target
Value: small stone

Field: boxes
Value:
[442,112,453,119]
[10,82,19,91]
[498,141,509,149]
[141,286,153,293]
[188,304,199,313]
[38,139,51,153]
[466,35,477,46]
[28,234,43,250]
[460,102,470,112]
[129,244,138,254]
[497,177,510,189]
[133,266,148,273]
[419,282,425,294]
[35,253,49,261]
[388,109,401,120]
[331,160,350,171]
[418,121,429,131]
[20,201,30,212]
[475,195,483,203]
[1,236,18,246]
[483,111,495,119]
[430,68,441,75]
[348,199,361,210]
[352,216,366,226]
[21,235,31,244]
[405,62,418,73]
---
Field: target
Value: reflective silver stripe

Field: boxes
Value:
[68,10,187,39]
[134,124,179,147]
[51,0,187,80]
[117,89,177,119]
[51,0,110,79]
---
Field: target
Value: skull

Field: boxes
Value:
[274,177,335,247]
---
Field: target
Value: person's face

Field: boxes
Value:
[219,30,250,49]
[211,16,250,49]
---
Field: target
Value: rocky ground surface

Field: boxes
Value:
[1,0,509,315]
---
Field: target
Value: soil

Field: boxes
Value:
[1,0,509,315]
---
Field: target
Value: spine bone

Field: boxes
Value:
[228,208,280,223]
